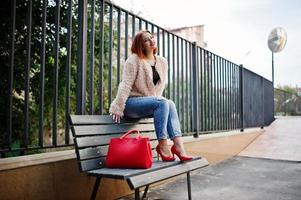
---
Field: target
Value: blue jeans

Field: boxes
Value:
[124,96,182,140]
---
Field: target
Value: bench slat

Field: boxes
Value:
[87,157,208,181]
[70,115,154,125]
[79,148,159,171]
[87,160,186,178]
[73,124,155,136]
[127,158,209,189]
[80,157,105,171]
[75,132,157,148]
[78,146,108,160]
[78,140,158,160]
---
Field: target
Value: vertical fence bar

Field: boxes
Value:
[189,43,193,132]
[222,59,227,130]
[39,0,47,147]
[117,8,121,83]
[212,54,217,130]
[7,0,16,150]
[65,0,72,144]
[139,18,142,30]
[185,41,189,132]
[124,12,128,59]
[196,48,200,131]
[176,37,180,117]
[191,42,199,137]
[172,34,175,101]
[181,39,184,131]
[261,77,264,128]
[162,30,165,57]
[53,0,60,146]
[151,24,154,34]
[162,29,165,96]
[232,64,235,129]
[132,15,135,38]
[207,52,210,130]
[239,65,244,131]
[207,52,211,131]
[200,49,204,131]
[98,0,104,114]
[225,60,228,129]
[229,62,232,129]
[210,53,214,131]
[225,59,228,130]
[108,4,113,105]
[235,65,239,129]
[24,0,33,149]
[76,0,87,114]
[225,61,228,129]
[232,63,235,129]
[231,63,234,129]
[228,61,231,130]
[231,63,235,129]
[167,33,170,99]
[236,66,239,128]
[204,51,207,131]
[218,56,222,130]
[89,0,95,114]
[157,27,160,55]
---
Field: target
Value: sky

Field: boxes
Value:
[112,0,301,87]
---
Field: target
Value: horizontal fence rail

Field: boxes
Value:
[0,0,274,157]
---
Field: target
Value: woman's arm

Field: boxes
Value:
[109,60,138,119]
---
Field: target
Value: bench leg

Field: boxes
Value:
[142,185,149,199]
[187,172,192,200]
[90,177,101,200]
[135,188,140,200]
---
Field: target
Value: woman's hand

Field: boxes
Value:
[110,113,121,123]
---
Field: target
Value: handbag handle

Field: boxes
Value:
[120,129,140,139]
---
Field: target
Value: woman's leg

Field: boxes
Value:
[166,100,182,139]
[124,96,172,156]
[166,100,190,157]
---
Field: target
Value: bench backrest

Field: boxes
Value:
[69,115,157,172]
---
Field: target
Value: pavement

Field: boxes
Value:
[122,116,301,200]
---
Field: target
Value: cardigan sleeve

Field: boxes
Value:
[109,60,138,117]
[157,57,168,97]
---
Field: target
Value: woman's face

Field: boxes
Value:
[142,32,156,52]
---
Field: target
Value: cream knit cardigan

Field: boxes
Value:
[109,54,168,117]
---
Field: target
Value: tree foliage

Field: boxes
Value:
[0,0,117,154]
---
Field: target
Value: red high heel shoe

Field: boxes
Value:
[156,145,175,161]
[171,145,193,162]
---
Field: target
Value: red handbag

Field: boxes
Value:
[105,129,153,169]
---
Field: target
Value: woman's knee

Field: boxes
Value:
[167,99,176,109]
[157,99,169,110]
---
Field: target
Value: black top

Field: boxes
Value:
[151,65,160,85]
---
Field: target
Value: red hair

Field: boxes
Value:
[131,30,157,58]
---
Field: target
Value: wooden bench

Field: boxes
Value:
[69,115,208,200]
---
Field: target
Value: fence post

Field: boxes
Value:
[191,42,199,137]
[239,65,244,132]
[261,77,264,129]
[76,0,88,114]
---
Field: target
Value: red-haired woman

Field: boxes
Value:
[109,30,192,162]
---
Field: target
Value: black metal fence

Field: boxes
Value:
[0,0,274,157]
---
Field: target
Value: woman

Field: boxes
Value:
[109,30,192,162]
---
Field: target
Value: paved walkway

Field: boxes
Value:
[123,116,301,200]
[239,116,301,162]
